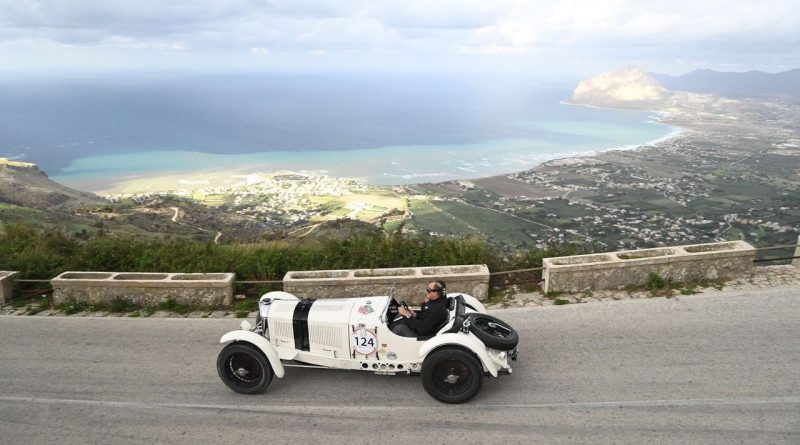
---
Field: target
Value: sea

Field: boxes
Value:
[0,72,678,191]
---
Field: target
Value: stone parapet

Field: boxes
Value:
[283,264,489,304]
[0,271,19,305]
[543,241,756,293]
[51,272,234,306]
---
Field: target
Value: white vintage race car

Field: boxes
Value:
[217,291,519,403]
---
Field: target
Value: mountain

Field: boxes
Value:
[651,68,800,98]
[568,66,672,109]
[0,158,106,209]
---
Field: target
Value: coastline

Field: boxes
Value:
[68,121,684,196]
[38,90,675,195]
[9,89,795,252]
[89,166,268,195]
[534,101,684,169]
[88,128,684,196]
[538,121,685,165]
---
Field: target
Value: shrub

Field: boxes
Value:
[59,300,91,315]
[0,222,566,290]
[234,298,258,318]
[646,272,668,292]
[159,299,190,315]
[108,297,135,313]
[544,290,563,299]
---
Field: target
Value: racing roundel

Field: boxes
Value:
[352,328,377,355]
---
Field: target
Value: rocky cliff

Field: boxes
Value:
[0,158,106,209]
[569,66,672,109]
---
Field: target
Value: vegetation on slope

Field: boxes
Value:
[0,222,585,283]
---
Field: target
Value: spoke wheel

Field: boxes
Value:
[217,343,273,394]
[466,314,519,351]
[422,348,483,404]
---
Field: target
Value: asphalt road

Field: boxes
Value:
[1,286,799,444]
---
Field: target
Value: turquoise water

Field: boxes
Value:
[0,73,676,190]
[53,123,676,189]
[53,127,674,190]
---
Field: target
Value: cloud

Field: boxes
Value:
[0,1,239,38]
[365,1,500,30]
[0,0,797,72]
[458,44,530,55]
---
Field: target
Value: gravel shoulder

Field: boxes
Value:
[486,264,800,309]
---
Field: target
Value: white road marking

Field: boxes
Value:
[1,395,798,413]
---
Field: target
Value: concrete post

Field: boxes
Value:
[0,271,19,305]
[284,265,490,303]
[543,241,755,293]
[50,272,235,306]
[793,235,800,268]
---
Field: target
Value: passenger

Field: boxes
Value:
[391,281,449,337]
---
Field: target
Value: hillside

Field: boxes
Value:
[0,158,274,242]
[652,68,800,98]
[0,158,106,209]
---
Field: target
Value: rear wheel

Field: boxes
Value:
[217,343,273,394]
[421,348,483,404]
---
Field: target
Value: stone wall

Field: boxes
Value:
[283,264,489,304]
[0,271,18,305]
[51,272,234,306]
[543,241,756,293]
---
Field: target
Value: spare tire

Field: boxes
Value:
[465,313,519,351]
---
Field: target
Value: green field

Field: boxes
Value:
[409,199,476,235]
[411,199,551,248]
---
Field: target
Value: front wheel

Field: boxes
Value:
[421,348,483,404]
[217,343,273,394]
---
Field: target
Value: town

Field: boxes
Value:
[99,92,799,255]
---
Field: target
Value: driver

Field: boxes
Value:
[391,281,449,337]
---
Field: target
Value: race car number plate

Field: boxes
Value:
[352,328,377,355]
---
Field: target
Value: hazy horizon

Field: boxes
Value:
[0,72,675,190]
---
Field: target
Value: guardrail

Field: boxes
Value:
[2,237,799,303]
[542,241,756,293]
[50,271,235,306]
[284,264,489,304]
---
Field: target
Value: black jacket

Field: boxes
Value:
[405,296,449,336]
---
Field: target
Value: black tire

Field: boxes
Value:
[466,313,519,351]
[217,343,273,394]
[421,348,483,404]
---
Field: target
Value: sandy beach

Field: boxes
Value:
[91,126,685,196]
[95,167,261,195]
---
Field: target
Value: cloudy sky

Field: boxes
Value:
[1,0,798,77]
